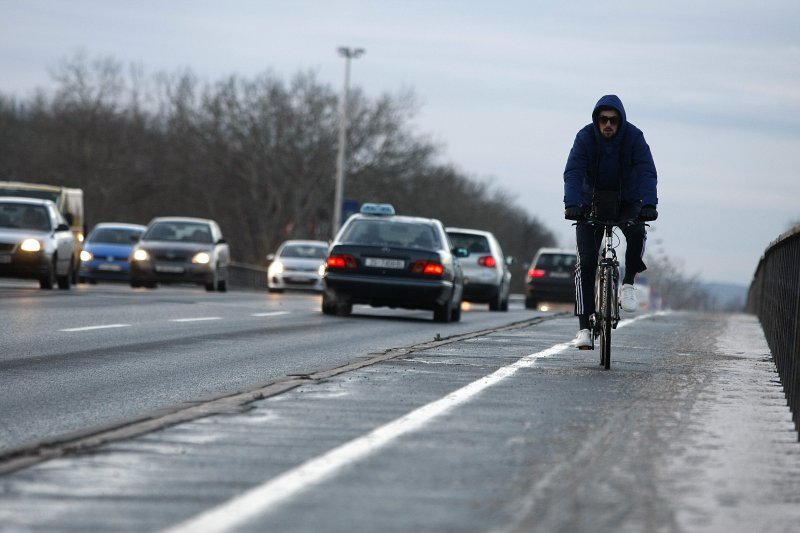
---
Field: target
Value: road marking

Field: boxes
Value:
[170,317,222,323]
[251,311,291,317]
[164,313,657,533]
[59,324,131,332]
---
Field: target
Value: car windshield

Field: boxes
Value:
[447,233,490,255]
[536,253,577,269]
[0,203,51,231]
[88,227,143,244]
[145,222,213,243]
[340,219,439,249]
[280,244,328,259]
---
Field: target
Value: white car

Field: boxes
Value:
[446,227,511,311]
[267,240,328,293]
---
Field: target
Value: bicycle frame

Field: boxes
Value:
[582,217,629,369]
[592,222,620,369]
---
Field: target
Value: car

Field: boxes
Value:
[79,222,146,284]
[446,227,511,311]
[267,239,328,293]
[322,203,467,322]
[129,217,230,291]
[0,196,76,289]
[525,247,577,309]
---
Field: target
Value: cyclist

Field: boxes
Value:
[563,94,659,349]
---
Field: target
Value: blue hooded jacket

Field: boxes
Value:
[563,95,658,215]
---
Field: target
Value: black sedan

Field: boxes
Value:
[322,204,466,322]
[0,197,75,289]
[129,217,230,291]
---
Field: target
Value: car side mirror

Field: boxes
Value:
[452,247,469,258]
[130,234,141,243]
[55,223,70,232]
[217,238,227,244]
[505,256,516,266]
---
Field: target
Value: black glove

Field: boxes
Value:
[564,205,584,221]
[639,205,658,221]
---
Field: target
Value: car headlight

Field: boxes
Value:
[271,260,284,274]
[80,250,93,262]
[192,252,211,264]
[132,248,150,261]
[20,238,42,252]
[318,264,326,276]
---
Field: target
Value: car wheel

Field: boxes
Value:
[268,287,284,294]
[130,278,143,288]
[434,295,453,323]
[451,299,462,322]
[525,296,538,309]
[489,289,503,311]
[39,259,56,289]
[322,290,351,316]
[57,260,72,290]
[500,294,510,311]
[217,266,228,292]
[145,282,158,289]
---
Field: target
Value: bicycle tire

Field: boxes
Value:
[600,266,613,369]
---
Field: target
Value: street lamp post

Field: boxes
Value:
[332,46,365,239]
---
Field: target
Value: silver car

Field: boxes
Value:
[0,197,76,289]
[129,217,230,291]
[267,240,328,293]
[446,227,511,311]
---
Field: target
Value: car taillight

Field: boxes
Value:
[478,256,497,268]
[528,268,546,278]
[412,260,444,276]
[327,254,357,269]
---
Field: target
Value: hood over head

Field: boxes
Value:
[592,94,627,135]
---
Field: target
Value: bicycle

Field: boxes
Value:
[580,216,642,370]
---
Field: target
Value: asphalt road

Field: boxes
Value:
[0,280,549,452]
[2,282,799,532]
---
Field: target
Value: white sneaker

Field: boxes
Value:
[620,284,638,312]
[574,329,591,349]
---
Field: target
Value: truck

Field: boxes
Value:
[0,181,86,282]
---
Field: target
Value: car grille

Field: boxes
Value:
[0,243,15,252]
[154,252,190,262]
[289,266,319,272]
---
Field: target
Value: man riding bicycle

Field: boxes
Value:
[563,94,659,349]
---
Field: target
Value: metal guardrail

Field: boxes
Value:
[747,224,800,439]
[228,261,269,291]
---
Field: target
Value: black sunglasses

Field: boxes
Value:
[598,115,619,125]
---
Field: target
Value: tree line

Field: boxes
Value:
[0,54,554,291]
[0,54,720,308]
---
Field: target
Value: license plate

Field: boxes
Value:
[155,264,184,273]
[365,257,405,269]
[98,263,122,271]
[0,255,11,264]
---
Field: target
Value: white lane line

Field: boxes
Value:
[170,317,223,323]
[59,324,131,332]
[251,311,291,317]
[164,313,656,533]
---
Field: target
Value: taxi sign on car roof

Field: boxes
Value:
[360,203,395,216]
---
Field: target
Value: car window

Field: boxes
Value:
[0,203,51,231]
[145,222,213,243]
[341,220,440,249]
[280,244,328,259]
[535,253,577,269]
[447,233,490,255]
[89,228,143,244]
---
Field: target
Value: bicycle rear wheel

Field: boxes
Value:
[600,266,613,369]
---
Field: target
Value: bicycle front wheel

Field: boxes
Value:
[600,266,613,369]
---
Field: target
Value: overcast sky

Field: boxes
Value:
[2,0,799,286]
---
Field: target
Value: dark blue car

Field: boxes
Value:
[79,222,146,284]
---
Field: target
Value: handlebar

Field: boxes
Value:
[569,215,650,228]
